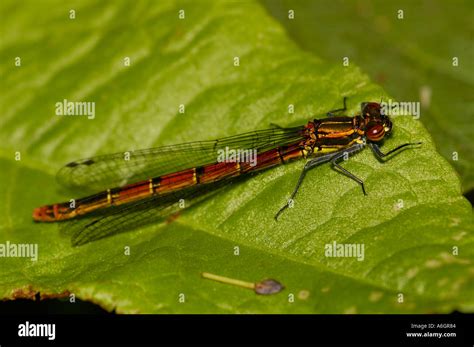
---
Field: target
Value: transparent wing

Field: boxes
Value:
[57,126,305,191]
[60,177,242,246]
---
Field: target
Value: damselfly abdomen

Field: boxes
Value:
[33,98,421,245]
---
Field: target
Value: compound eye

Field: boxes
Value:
[362,102,381,117]
[366,122,385,141]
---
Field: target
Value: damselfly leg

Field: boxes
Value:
[330,143,367,195]
[369,142,422,160]
[274,152,336,220]
[272,96,348,129]
[327,96,348,117]
[274,143,366,220]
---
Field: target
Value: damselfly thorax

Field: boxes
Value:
[33,98,420,245]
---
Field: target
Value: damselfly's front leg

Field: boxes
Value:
[327,96,347,117]
[369,142,422,161]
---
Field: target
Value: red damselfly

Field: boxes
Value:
[33,98,421,245]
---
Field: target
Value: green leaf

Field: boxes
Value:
[0,0,472,313]
[263,0,474,192]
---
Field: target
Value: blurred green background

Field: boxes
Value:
[263,0,474,196]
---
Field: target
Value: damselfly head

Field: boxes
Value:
[361,102,382,118]
[362,102,393,142]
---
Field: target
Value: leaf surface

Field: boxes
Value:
[0,0,472,313]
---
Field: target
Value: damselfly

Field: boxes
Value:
[33,98,421,245]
